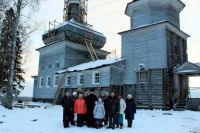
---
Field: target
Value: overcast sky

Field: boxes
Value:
[20,0,200,96]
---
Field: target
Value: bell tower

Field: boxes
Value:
[125,0,185,29]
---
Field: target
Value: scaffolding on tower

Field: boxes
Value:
[63,0,88,23]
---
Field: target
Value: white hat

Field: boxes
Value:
[72,92,77,96]
[98,98,102,102]
[127,94,132,98]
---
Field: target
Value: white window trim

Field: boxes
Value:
[39,77,44,88]
[65,76,71,86]
[77,73,83,86]
[92,71,100,85]
[54,75,59,87]
[46,76,51,88]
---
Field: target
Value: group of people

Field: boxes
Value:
[61,89,136,129]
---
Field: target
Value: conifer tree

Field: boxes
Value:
[0,8,25,107]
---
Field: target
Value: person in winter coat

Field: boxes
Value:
[72,91,78,125]
[93,98,105,129]
[85,89,98,128]
[103,92,109,126]
[116,95,126,129]
[61,91,74,128]
[74,93,87,127]
[125,94,136,128]
[107,92,119,129]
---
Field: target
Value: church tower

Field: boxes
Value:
[119,0,189,108]
[33,0,109,102]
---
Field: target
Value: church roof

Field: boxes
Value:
[173,62,200,75]
[57,58,124,73]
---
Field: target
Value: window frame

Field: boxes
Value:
[39,77,44,88]
[46,76,51,88]
[41,66,45,70]
[65,76,71,86]
[48,64,52,69]
[137,68,148,83]
[77,73,83,85]
[92,71,100,85]
[55,62,60,68]
[54,75,59,87]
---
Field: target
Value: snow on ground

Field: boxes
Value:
[0,104,200,133]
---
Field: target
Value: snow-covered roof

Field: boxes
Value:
[196,63,200,67]
[57,59,124,73]
[173,62,200,75]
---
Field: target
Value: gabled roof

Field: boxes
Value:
[196,63,200,67]
[173,62,200,75]
[57,59,125,73]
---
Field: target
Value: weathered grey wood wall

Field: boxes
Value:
[187,98,200,111]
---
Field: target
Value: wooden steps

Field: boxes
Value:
[173,98,187,111]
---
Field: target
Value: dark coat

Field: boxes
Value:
[107,96,119,115]
[61,96,74,115]
[103,96,109,113]
[85,94,98,114]
[125,98,136,120]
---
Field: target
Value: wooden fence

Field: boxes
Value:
[187,98,200,111]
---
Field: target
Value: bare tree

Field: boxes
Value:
[2,0,40,109]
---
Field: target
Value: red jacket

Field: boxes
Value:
[74,99,87,114]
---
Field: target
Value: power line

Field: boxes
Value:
[88,0,120,10]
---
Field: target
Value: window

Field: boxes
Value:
[39,77,44,88]
[138,68,148,83]
[46,76,51,87]
[41,66,45,70]
[54,75,59,87]
[77,74,83,85]
[92,72,100,84]
[48,64,52,69]
[55,62,60,68]
[65,76,71,86]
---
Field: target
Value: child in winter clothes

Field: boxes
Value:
[74,93,87,127]
[93,98,105,129]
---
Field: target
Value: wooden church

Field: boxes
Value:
[33,0,200,109]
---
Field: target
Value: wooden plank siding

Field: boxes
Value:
[120,24,167,85]
[133,69,165,109]
[33,40,107,100]
[187,98,200,111]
